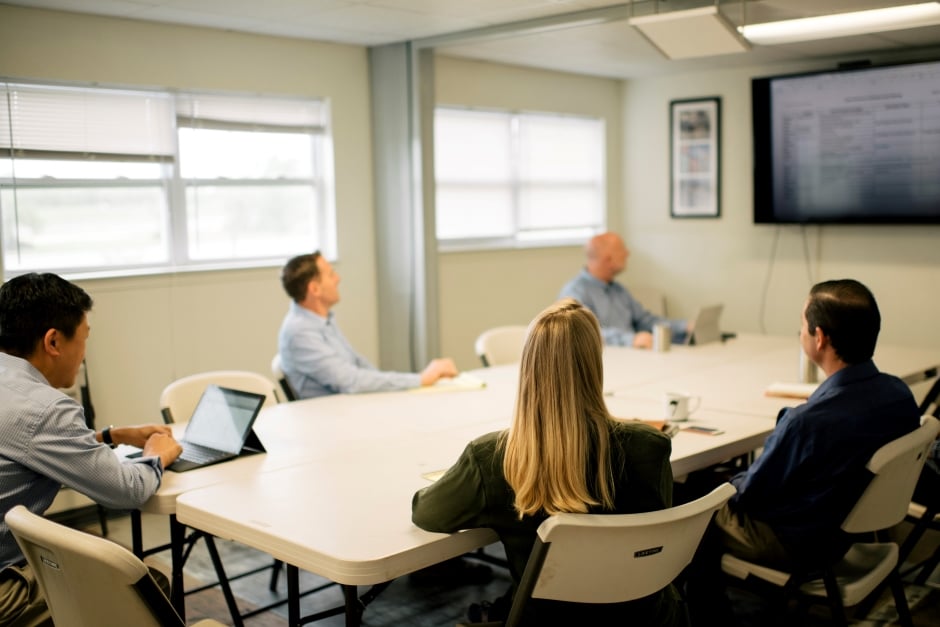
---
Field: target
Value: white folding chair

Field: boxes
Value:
[460,482,735,627]
[159,370,279,424]
[473,326,528,367]
[5,505,224,627]
[270,353,298,401]
[152,371,283,624]
[721,415,940,627]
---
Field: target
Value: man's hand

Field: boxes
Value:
[142,432,183,470]
[633,331,654,349]
[112,424,173,449]
[420,358,459,386]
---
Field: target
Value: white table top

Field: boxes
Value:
[168,333,938,589]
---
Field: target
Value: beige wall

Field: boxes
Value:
[0,6,379,424]
[622,57,940,353]
[2,6,938,422]
[434,56,624,369]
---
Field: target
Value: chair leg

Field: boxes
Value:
[96,505,109,537]
[203,534,245,627]
[889,571,914,627]
[269,558,284,591]
[913,545,940,586]
[821,571,849,627]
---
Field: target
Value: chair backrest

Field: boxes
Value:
[473,325,528,367]
[514,482,735,614]
[5,505,185,627]
[270,353,298,401]
[917,377,940,417]
[159,370,279,424]
[842,415,940,534]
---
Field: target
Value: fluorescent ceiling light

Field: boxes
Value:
[740,2,940,45]
[629,6,750,60]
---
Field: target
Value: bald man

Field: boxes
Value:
[559,232,689,348]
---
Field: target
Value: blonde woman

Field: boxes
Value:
[412,299,684,625]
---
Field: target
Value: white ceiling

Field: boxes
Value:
[4,0,940,78]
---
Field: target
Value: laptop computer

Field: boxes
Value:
[686,304,724,346]
[169,385,267,473]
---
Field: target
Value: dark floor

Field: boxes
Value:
[84,512,940,626]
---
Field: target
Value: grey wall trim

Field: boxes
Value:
[368,43,439,371]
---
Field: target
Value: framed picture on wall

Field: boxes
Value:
[670,97,720,218]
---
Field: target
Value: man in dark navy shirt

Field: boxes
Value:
[687,279,920,624]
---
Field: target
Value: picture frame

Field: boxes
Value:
[670,97,721,218]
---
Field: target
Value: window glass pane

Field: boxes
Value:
[519,186,603,229]
[435,110,511,182]
[1,187,167,270]
[436,186,513,239]
[518,115,604,182]
[185,185,319,260]
[178,128,314,179]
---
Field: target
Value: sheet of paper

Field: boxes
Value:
[410,373,487,394]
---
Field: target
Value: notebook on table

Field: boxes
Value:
[168,385,267,473]
[685,304,724,346]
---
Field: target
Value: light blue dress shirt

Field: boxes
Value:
[559,269,687,346]
[0,353,163,568]
[278,302,421,400]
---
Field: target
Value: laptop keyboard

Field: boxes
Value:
[180,442,228,464]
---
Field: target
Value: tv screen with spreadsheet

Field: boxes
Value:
[752,58,940,224]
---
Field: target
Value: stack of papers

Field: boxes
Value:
[410,373,487,394]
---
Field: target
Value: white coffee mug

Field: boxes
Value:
[663,391,701,422]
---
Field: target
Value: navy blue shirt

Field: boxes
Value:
[729,359,919,563]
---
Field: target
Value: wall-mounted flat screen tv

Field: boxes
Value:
[753,59,940,224]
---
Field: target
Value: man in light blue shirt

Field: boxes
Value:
[559,232,689,348]
[0,273,182,627]
[278,252,458,400]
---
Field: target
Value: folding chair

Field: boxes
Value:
[721,415,940,627]
[5,505,225,627]
[459,482,735,627]
[473,326,528,368]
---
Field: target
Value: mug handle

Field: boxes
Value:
[689,396,702,414]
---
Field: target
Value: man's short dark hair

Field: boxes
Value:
[281,252,322,303]
[0,273,93,358]
[806,279,880,365]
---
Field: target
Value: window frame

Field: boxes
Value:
[0,79,336,280]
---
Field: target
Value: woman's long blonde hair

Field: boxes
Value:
[502,299,615,518]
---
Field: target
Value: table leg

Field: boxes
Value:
[285,564,298,626]
[342,584,362,627]
[169,514,186,620]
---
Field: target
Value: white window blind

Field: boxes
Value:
[0,83,175,158]
[435,107,605,248]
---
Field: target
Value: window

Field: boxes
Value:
[434,107,605,249]
[0,81,334,277]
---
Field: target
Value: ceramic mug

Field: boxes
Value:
[664,391,701,422]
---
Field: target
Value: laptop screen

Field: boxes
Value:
[182,385,266,454]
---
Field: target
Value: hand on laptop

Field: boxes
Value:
[633,331,654,349]
[142,431,183,469]
[111,424,172,449]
